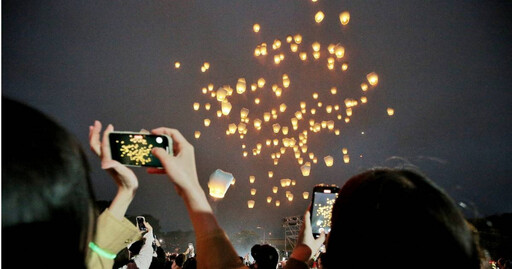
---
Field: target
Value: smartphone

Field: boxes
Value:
[136,216,147,232]
[109,132,172,168]
[310,184,340,238]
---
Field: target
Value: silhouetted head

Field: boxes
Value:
[2,97,95,267]
[251,244,279,269]
[324,168,481,269]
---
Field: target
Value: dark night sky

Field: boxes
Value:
[3,0,511,245]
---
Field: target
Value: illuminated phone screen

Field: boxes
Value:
[109,133,170,167]
[311,191,338,235]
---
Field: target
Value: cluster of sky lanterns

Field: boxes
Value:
[179,4,396,209]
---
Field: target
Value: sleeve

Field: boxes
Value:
[132,230,154,269]
[196,228,248,269]
[86,209,142,269]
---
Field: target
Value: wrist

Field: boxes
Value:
[290,244,312,262]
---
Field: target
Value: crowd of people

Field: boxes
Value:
[2,97,508,268]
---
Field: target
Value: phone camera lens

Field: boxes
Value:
[156,137,163,144]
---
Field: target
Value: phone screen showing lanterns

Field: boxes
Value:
[311,192,338,235]
[109,133,170,167]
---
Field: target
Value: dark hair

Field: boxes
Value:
[324,168,481,269]
[182,257,197,269]
[2,97,96,267]
[251,244,279,269]
[174,253,187,267]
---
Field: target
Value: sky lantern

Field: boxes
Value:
[366,72,379,86]
[303,192,309,199]
[254,98,261,104]
[326,105,333,113]
[295,111,303,120]
[174,61,181,68]
[201,66,206,72]
[334,105,340,110]
[257,78,266,88]
[282,126,289,135]
[248,200,255,208]
[361,96,368,103]
[254,47,261,57]
[299,52,307,61]
[331,87,337,95]
[216,88,227,101]
[294,34,302,44]
[267,197,272,203]
[194,131,201,139]
[282,74,290,88]
[312,92,319,99]
[335,45,345,58]
[266,139,272,146]
[313,51,320,59]
[273,139,279,146]
[275,200,280,207]
[387,107,395,116]
[228,124,237,134]
[193,102,200,111]
[280,179,289,187]
[260,43,268,55]
[251,83,257,91]
[324,155,334,167]
[208,169,234,199]
[346,108,353,116]
[273,39,282,50]
[217,110,222,118]
[237,123,247,134]
[280,103,287,113]
[208,83,214,91]
[249,176,255,184]
[300,101,306,109]
[287,194,294,201]
[286,35,293,43]
[236,78,247,94]
[339,11,350,25]
[203,62,210,70]
[343,154,350,163]
[361,83,369,91]
[327,120,335,130]
[273,123,281,134]
[298,158,304,165]
[254,118,262,129]
[342,63,349,71]
[292,180,296,186]
[251,188,257,195]
[335,129,340,135]
[205,103,211,110]
[274,55,281,65]
[268,171,274,178]
[272,186,278,193]
[301,162,311,176]
[345,118,350,123]
[290,43,298,52]
[328,44,336,54]
[240,108,250,119]
[204,119,211,127]
[221,101,232,116]
[263,112,271,122]
[312,42,321,52]
[243,151,248,157]
[253,23,260,32]
[202,87,208,94]
[315,11,325,23]
[342,147,348,154]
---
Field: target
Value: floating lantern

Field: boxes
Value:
[204,103,211,111]
[248,200,255,208]
[174,62,181,68]
[387,108,395,116]
[294,34,302,44]
[295,111,303,120]
[286,35,293,43]
[193,102,200,111]
[367,72,378,86]
[361,83,368,91]
[263,112,271,122]
[254,118,262,129]
[303,192,309,199]
[237,123,247,133]
[290,43,298,52]
[194,131,201,139]
[335,46,345,59]
[282,74,290,88]
[324,155,334,167]
[273,39,282,50]
[346,108,353,117]
[273,123,281,134]
[288,194,294,201]
[299,52,307,61]
[282,126,289,135]
[311,108,316,115]
[208,169,234,199]
[318,102,323,108]
[301,162,311,176]
[291,117,298,127]
[257,78,266,88]
[202,87,208,94]
[342,63,349,71]
[274,55,281,65]
[254,47,261,57]
[313,157,318,164]
[254,98,261,104]
[300,102,306,109]
[339,11,350,25]
[240,108,249,119]
[361,96,368,103]
[268,171,274,178]
[335,129,340,135]
[208,84,214,91]
[280,103,287,112]
[312,42,321,52]
[315,11,325,23]
[236,78,247,94]
[343,154,350,163]
[251,188,257,196]
[342,147,348,154]
[266,139,272,146]
[275,200,280,207]
[267,197,272,203]
[216,88,227,101]
[251,83,257,91]
[253,24,260,33]
[313,51,320,59]
[203,62,210,69]
[273,186,278,193]
[292,180,296,186]
[298,158,304,165]
[301,145,308,153]
[228,124,237,134]
[204,119,211,127]
[312,92,319,99]
[280,179,289,187]
[327,120,334,130]
[243,151,248,157]
[331,87,337,95]
[326,105,333,113]
[273,139,279,146]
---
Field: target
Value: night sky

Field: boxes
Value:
[3,0,511,242]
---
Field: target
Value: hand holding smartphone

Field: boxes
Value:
[136,216,147,232]
[109,132,172,168]
[310,184,340,238]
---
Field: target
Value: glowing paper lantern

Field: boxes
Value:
[290,43,298,52]
[248,200,255,208]
[251,84,257,91]
[274,55,281,65]
[194,131,201,139]
[237,123,247,134]
[387,108,395,116]
[315,11,325,23]
[286,35,293,43]
[174,62,181,68]
[203,62,210,69]
[343,154,350,163]
[342,63,348,71]
[228,124,237,134]
[217,110,222,118]
[312,92,319,99]
[288,194,294,201]
[335,46,345,58]
[193,102,200,111]
[272,186,278,193]
[205,103,211,110]
[346,108,353,117]
[361,83,368,91]
[324,155,334,167]
[367,72,379,86]
[254,118,262,129]
[327,120,335,130]
[208,169,234,198]
[339,11,350,25]
[313,51,320,59]
[291,117,298,126]
[257,78,266,88]
[275,200,280,207]
[249,176,256,184]
[251,188,257,196]
[301,162,311,176]
[342,147,348,154]
[294,34,302,44]
[282,74,290,88]
[268,171,274,178]
[202,88,208,94]
[300,102,306,109]
[280,179,288,187]
[295,111,303,120]
[273,123,281,134]
[331,87,337,95]
[253,24,260,33]
[272,39,282,50]
[361,96,368,103]
[282,126,289,135]
[204,119,211,127]
[299,52,307,61]
[335,129,340,135]
[240,108,250,119]
[254,98,261,104]
[303,192,309,199]
[267,197,272,203]
[263,112,271,122]
[280,103,287,112]
[326,105,333,113]
[312,42,321,52]
[216,88,227,101]
[236,78,247,94]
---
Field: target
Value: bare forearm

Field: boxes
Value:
[108,188,135,220]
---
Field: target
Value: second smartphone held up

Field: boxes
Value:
[310,184,340,238]
[109,132,172,168]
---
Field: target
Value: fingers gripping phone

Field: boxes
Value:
[310,184,340,238]
[136,216,147,232]
[109,132,172,168]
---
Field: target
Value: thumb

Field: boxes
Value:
[152,147,173,168]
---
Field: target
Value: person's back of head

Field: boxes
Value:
[2,97,95,268]
[173,253,186,268]
[324,168,481,269]
[251,244,279,269]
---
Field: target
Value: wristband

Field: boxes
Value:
[88,242,117,260]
